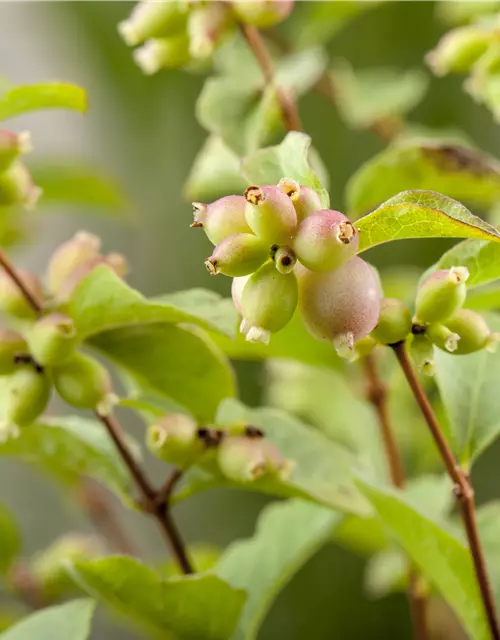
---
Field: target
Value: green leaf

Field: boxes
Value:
[68,267,236,339]
[241,132,329,208]
[0,416,134,501]
[434,316,500,464]
[0,503,20,574]
[358,479,489,640]
[331,63,428,130]
[436,239,500,289]
[355,190,500,253]
[177,399,371,516]
[0,599,95,640]
[216,499,340,640]
[91,324,235,423]
[68,556,245,640]
[475,501,500,600]
[467,285,500,311]
[184,136,247,202]
[347,143,500,217]
[0,83,86,121]
[364,548,407,599]
[30,162,129,215]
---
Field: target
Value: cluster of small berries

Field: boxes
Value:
[0,232,128,438]
[193,179,382,356]
[147,412,293,483]
[118,0,294,75]
[0,130,41,211]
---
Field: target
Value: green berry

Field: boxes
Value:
[205,233,269,277]
[217,435,293,483]
[240,261,298,343]
[293,209,358,272]
[278,178,322,223]
[426,322,461,353]
[244,185,297,244]
[118,1,188,46]
[274,246,296,275]
[427,26,492,76]
[146,413,204,468]
[0,270,43,318]
[440,308,500,354]
[0,330,26,375]
[232,0,294,28]
[0,130,31,173]
[6,367,51,427]
[192,196,252,245]
[0,161,41,209]
[133,33,191,74]
[410,334,435,376]
[371,298,412,345]
[53,353,114,413]
[415,267,469,324]
[27,313,79,367]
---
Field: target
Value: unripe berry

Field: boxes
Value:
[0,161,41,210]
[5,367,51,428]
[278,178,323,223]
[0,270,43,318]
[205,233,268,277]
[217,435,293,483]
[426,27,492,76]
[232,0,294,28]
[297,257,382,356]
[0,130,31,173]
[118,1,188,46]
[244,185,297,244]
[273,246,296,275]
[146,413,204,468]
[47,231,101,298]
[53,353,114,414]
[0,330,26,375]
[353,335,377,360]
[133,34,191,75]
[192,196,251,245]
[293,210,358,273]
[440,309,500,354]
[371,298,412,345]
[188,1,233,60]
[26,313,78,367]
[415,267,469,324]
[410,334,435,376]
[426,323,461,353]
[240,261,298,344]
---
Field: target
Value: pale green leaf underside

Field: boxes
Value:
[358,479,489,640]
[436,239,500,289]
[216,499,340,640]
[0,599,95,640]
[0,83,86,121]
[68,557,245,640]
[356,190,500,253]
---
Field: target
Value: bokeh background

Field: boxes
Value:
[1,2,499,638]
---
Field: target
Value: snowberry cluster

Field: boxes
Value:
[118,0,294,75]
[193,179,382,356]
[0,232,128,439]
[0,130,41,211]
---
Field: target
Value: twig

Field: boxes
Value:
[392,342,500,640]
[363,354,429,640]
[0,249,194,575]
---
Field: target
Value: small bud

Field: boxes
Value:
[5,367,51,428]
[46,231,101,298]
[0,161,41,210]
[188,1,234,60]
[0,330,27,375]
[27,313,78,367]
[371,298,412,345]
[410,334,435,376]
[232,0,294,28]
[244,185,297,244]
[217,435,293,483]
[0,270,43,318]
[133,34,191,75]
[146,413,204,468]
[118,1,188,46]
[293,210,358,272]
[441,308,500,354]
[205,233,268,277]
[0,130,31,173]
[240,261,298,341]
[426,26,492,76]
[192,196,252,245]
[278,178,322,223]
[415,267,469,324]
[274,246,296,274]
[353,335,377,360]
[53,353,114,412]
[426,322,461,353]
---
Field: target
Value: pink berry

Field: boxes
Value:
[192,196,251,245]
[278,178,322,222]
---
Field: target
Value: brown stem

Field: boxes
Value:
[0,249,43,313]
[363,354,429,639]
[392,342,500,640]
[239,23,302,132]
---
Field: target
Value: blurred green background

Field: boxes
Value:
[1,1,499,638]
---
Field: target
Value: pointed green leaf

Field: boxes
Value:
[0,503,20,575]
[436,239,500,289]
[0,83,86,121]
[358,479,489,640]
[91,323,235,423]
[0,599,95,640]
[466,285,500,311]
[355,190,500,253]
[68,556,245,640]
[217,499,339,640]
